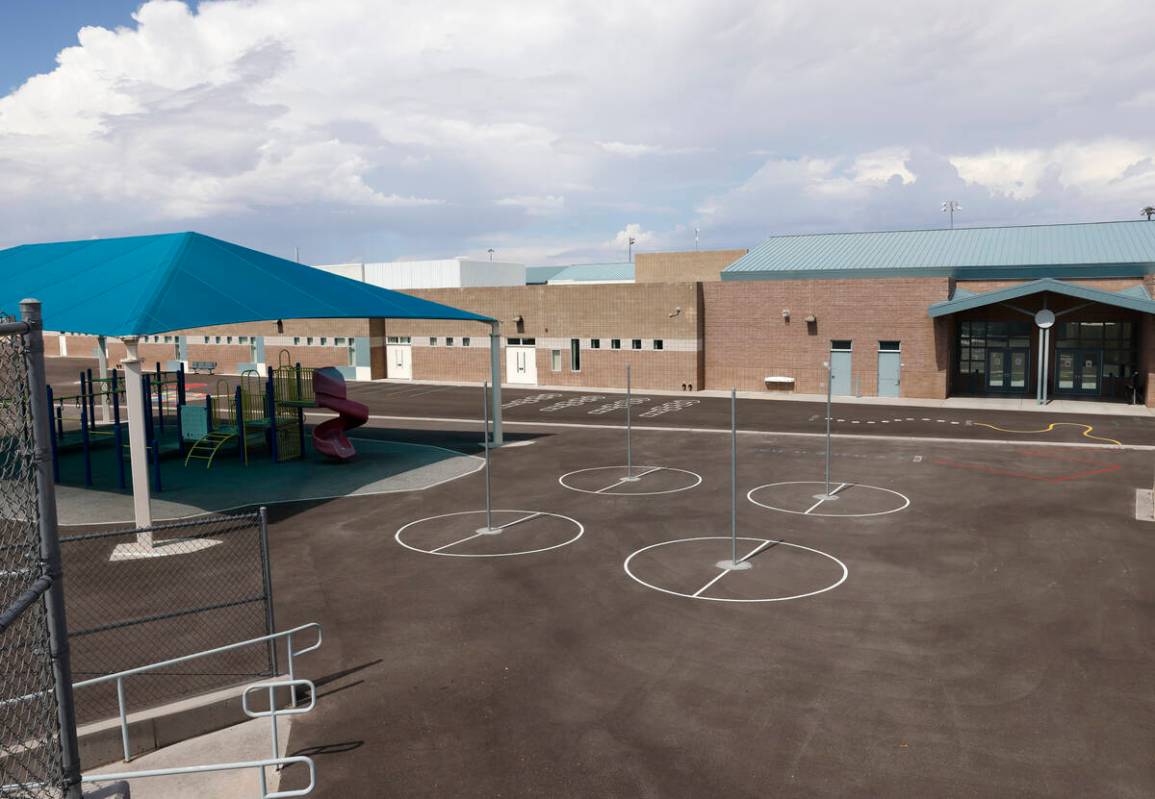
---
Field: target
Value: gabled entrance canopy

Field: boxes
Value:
[929,277,1155,318]
[0,231,504,530]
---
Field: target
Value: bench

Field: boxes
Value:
[190,360,217,374]
[765,375,795,392]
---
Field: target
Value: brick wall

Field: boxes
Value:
[385,283,704,390]
[634,249,748,283]
[703,277,952,397]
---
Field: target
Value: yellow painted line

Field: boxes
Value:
[973,421,1122,447]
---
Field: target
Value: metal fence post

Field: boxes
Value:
[258,506,279,678]
[21,299,84,799]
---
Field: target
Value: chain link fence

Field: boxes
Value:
[0,309,76,798]
[63,512,276,725]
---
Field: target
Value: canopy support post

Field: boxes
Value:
[121,336,154,533]
[489,321,503,446]
[96,335,111,423]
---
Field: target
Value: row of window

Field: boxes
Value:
[143,334,353,348]
[830,340,901,352]
[427,337,471,347]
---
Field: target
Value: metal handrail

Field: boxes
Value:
[74,623,322,763]
[74,625,323,798]
[80,755,317,799]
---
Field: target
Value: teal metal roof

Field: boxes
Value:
[722,220,1155,281]
[526,262,634,284]
[0,232,492,336]
[928,278,1155,317]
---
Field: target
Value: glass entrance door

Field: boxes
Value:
[985,348,1030,394]
[1055,349,1102,395]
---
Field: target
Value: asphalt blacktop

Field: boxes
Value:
[42,358,1155,797]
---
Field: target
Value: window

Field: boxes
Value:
[163,335,172,343]
[570,338,581,371]
[306,337,314,346]
[879,341,900,351]
[631,339,642,350]
[653,339,664,350]
[292,337,300,345]
[335,337,347,346]
[203,336,210,344]
[611,339,621,350]
[320,337,327,346]
[226,336,233,344]
[447,337,455,347]
[238,336,249,344]
[430,337,438,346]
[216,336,223,344]
[590,339,601,349]
[551,349,562,371]
[831,340,852,351]
[462,337,471,347]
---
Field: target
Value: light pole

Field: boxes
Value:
[628,236,636,262]
[487,248,495,262]
[942,200,962,229]
[694,227,700,250]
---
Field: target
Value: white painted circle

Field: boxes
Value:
[623,536,848,603]
[558,466,703,496]
[747,481,910,517]
[395,510,583,557]
[1034,309,1056,329]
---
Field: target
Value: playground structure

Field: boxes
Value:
[46,354,371,492]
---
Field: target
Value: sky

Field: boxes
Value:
[0,0,1153,265]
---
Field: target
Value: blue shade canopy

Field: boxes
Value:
[0,232,492,335]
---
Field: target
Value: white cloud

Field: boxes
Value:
[0,0,1153,258]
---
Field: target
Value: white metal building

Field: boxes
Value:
[315,258,526,289]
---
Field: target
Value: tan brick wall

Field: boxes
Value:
[385,283,704,390]
[703,278,952,398]
[957,278,1144,294]
[634,249,748,283]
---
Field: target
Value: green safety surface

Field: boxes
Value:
[52,436,481,525]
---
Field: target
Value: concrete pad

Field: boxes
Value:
[84,715,291,799]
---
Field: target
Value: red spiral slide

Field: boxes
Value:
[312,367,369,460]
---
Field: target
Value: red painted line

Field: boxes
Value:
[932,449,1122,483]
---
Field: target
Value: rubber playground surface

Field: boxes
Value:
[44,360,1155,796]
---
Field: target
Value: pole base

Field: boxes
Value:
[715,559,753,571]
[621,475,642,482]
[110,538,221,561]
[475,526,504,535]
[812,493,841,502]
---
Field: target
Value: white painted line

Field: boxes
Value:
[738,538,777,563]
[498,512,543,529]
[830,482,848,496]
[559,465,702,496]
[395,510,584,558]
[431,531,484,553]
[748,481,910,517]
[803,497,827,515]
[692,569,731,597]
[623,537,848,603]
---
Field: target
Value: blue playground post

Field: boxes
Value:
[85,368,96,430]
[295,363,305,454]
[80,401,91,488]
[155,362,165,434]
[234,385,246,463]
[266,373,278,462]
[205,394,214,434]
[142,374,162,493]
[175,363,186,455]
[78,371,88,428]
[111,369,125,490]
[46,385,60,483]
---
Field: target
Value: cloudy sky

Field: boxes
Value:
[1,0,1153,264]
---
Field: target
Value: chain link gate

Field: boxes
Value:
[0,302,83,798]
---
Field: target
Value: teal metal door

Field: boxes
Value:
[877,351,900,397]
[831,351,852,395]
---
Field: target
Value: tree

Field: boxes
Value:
[1144,206,1155,220]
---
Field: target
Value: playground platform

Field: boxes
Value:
[52,435,482,525]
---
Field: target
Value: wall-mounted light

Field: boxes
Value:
[804,313,817,323]
[669,306,682,318]
[513,314,524,324]
[782,308,790,320]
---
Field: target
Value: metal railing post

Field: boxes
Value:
[286,631,297,708]
[258,506,279,678]
[21,299,84,799]
[117,678,131,762]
